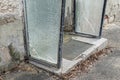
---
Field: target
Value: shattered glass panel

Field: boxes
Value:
[75,0,104,36]
[25,0,62,64]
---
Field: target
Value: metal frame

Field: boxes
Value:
[23,0,65,68]
[73,0,107,38]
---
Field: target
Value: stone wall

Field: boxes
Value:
[104,0,120,24]
[0,0,22,17]
[0,0,23,24]
[0,0,24,73]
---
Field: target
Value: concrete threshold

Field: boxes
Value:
[30,36,108,75]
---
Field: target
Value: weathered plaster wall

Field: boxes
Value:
[104,0,120,24]
[0,0,23,24]
[0,0,22,17]
[0,0,24,73]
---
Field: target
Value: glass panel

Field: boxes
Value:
[75,0,105,36]
[25,0,62,64]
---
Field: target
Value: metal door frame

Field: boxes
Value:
[73,0,107,38]
[23,0,66,68]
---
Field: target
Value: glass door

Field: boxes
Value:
[23,0,65,68]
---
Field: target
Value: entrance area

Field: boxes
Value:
[23,0,108,74]
[63,36,92,60]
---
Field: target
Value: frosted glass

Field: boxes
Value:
[25,0,62,64]
[75,0,104,36]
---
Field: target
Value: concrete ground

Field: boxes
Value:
[1,22,120,80]
[72,22,120,80]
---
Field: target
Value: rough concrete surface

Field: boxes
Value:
[0,0,22,17]
[71,23,120,80]
[0,20,25,73]
[105,0,120,22]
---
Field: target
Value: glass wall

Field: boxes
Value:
[75,0,105,36]
[25,0,62,64]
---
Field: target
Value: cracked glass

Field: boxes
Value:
[75,0,105,36]
[25,0,62,64]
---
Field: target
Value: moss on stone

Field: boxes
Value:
[0,61,18,74]
[0,57,1,62]
[8,43,20,62]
